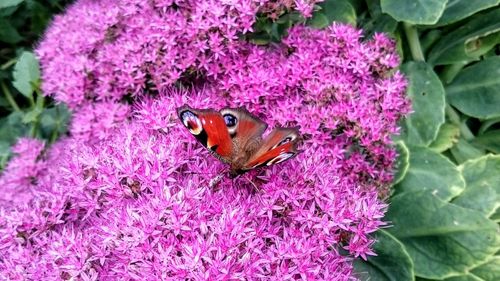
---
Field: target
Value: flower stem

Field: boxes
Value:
[440,61,468,84]
[445,104,474,141]
[31,89,45,138]
[1,80,21,112]
[403,22,425,62]
[50,107,61,144]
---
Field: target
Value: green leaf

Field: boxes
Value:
[249,33,271,45]
[450,138,485,164]
[12,51,40,99]
[478,117,500,135]
[386,191,500,279]
[446,57,500,119]
[0,18,23,44]
[436,0,500,26]
[396,146,465,201]
[473,129,500,154]
[22,107,43,124]
[393,141,410,185]
[464,32,500,60]
[492,207,500,222]
[399,62,445,146]
[453,155,500,217]
[0,0,23,9]
[362,0,399,36]
[443,274,483,281]
[470,256,500,280]
[308,12,329,28]
[381,0,448,25]
[429,123,460,153]
[321,0,357,25]
[428,9,500,65]
[444,256,500,281]
[353,230,414,281]
[40,104,70,140]
[0,112,29,144]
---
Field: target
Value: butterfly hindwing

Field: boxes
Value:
[242,127,300,171]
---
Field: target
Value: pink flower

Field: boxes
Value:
[1,0,410,279]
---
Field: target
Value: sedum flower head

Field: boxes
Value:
[1,0,410,280]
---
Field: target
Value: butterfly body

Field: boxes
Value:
[177,105,300,176]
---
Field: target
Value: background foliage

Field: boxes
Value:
[0,0,70,169]
[0,0,499,280]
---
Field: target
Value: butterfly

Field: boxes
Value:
[177,105,301,176]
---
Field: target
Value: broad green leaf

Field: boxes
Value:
[436,0,500,26]
[386,191,500,279]
[470,256,500,280]
[321,0,356,25]
[22,107,43,124]
[465,32,500,60]
[400,62,445,146]
[0,0,23,9]
[363,0,398,36]
[393,141,409,185]
[353,230,414,281]
[12,51,40,99]
[309,0,356,28]
[473,129,500,153]
[0,18,23,44]
[443,274,483,281]
[450,138,485,164]
[428,9,500,65]
[453,155,500,217]
[446,57,500,119]
[346,0,364,11]
[395,146,465,201]
[40,104,70,140]
[0,112,29,144]
[364,14,398,36]
[445,256,500,281]
[429,123,460,153]
[381,0,448,25]
[478,117,500,134]
[492,207,500,222]
[308,12,329,28]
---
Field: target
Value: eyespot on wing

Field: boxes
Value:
[178,108,203,135]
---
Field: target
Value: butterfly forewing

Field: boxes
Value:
[220,107,267,155]
[177,105,233,162]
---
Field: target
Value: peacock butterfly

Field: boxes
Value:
[177,105,301,176]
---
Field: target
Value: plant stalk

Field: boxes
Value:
[403,22,425,62]
[1,81,21,112]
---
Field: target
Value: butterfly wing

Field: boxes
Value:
[178,105,301,175]
[241,127,301,171]
[219,107,268,155]
[177,105,233,162]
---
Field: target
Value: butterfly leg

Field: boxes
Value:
[208,173,224,189]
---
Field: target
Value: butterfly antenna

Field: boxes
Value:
[207,167,229,189]
[209,173,224,189]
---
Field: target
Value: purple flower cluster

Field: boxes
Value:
[0,0,410,279]
[36,0,323,108]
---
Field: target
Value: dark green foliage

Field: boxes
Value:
[0,0,72,169]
